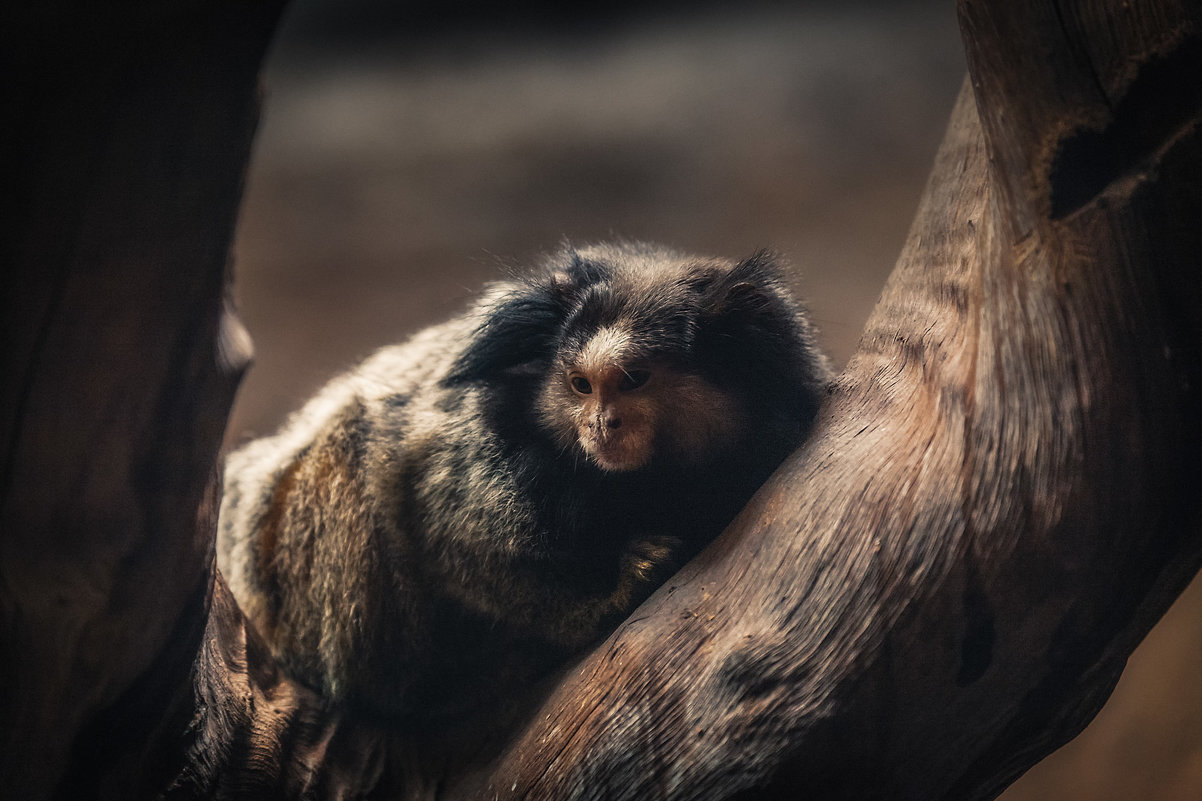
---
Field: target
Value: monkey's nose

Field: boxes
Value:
[589,414,621,431]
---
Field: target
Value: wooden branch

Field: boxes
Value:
[2,1,1200,799]
[1,2,284,798]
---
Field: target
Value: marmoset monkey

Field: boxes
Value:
[218,241,830,724]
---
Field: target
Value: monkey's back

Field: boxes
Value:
[217,312,504,713]
[217,302,650,719]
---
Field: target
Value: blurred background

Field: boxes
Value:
[228,0,1202,796]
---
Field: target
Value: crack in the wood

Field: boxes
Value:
[1049,35,1202,218]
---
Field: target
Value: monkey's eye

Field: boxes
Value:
[619,369,651,391]
[569,375,593,394]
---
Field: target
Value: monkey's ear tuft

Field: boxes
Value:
[442,289,569,385]
[701,251,787,322]
[443,252,614,386]
[696,251,808,375]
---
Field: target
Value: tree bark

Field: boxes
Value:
[1,2,284,798]
[3,1,1201,800]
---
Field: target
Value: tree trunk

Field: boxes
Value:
[1,2,284,798]
[3,1,1200,800]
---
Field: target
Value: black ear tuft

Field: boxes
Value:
[442,251,611,386]
[696,251,819,385]
[695,250,830,437]
[700,251,792,341]
[442,290,567,385]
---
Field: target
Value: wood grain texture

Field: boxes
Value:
[2,0,1200,799]
[1,2,284,797]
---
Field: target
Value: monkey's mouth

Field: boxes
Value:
[580,432,650,472]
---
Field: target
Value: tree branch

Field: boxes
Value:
[1,2,283,797]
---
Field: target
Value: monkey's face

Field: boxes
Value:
[539,324,657,471]
[537,324,744,472]
[562,364,657,472]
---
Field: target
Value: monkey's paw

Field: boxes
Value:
[624,535,684,586]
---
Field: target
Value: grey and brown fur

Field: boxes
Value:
[217,241,830,723]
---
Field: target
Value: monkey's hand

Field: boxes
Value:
[607,535,684,616]
[625,535,682,584]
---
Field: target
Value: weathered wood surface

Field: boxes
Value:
[0,2,284,798]
[2,0,1201,799]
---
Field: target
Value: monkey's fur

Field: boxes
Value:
[218,241,830,723]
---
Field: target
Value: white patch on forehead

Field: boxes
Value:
[576,325,633,372]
